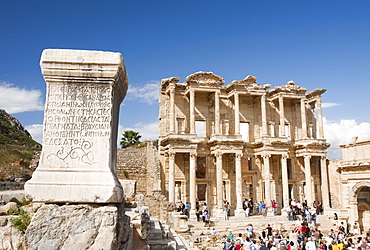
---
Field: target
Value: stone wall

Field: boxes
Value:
[116,143,161,196]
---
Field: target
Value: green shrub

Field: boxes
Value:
[9,210,30,233]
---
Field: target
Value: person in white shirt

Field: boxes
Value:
[305,238,316,250]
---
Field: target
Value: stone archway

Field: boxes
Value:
[349,181,370,232]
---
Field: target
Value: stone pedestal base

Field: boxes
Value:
[234,209,246,217]
[24,204,132,250]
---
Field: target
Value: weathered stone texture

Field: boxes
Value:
[117,144,161,196]
[25,49,128,203]
[24,204,132,250]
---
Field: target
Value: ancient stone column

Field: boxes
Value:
[234,92,240,135]
[281,155,289,208]
[169,84,176,133]
[279,96,285,137]
[317,98,324,139]
[235,152,243,211]
[169,152,176,203]
[304,155,313,205]
[263,154,271,207]
[189,152,197,211]
[215,90,220,135]
[261,94,268,136]
[25,49,127,203]
[216,153,223,209]
[320,156,330,210]
[300,98,308,138]
[190,89,195,134]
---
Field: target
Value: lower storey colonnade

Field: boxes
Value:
[165,151,329,216]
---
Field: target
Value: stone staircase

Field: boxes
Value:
[178,213,335,250]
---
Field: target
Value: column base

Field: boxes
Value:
[212,208,224,218]
[234,209,246,217]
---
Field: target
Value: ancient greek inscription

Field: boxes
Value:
[44,84,112,165]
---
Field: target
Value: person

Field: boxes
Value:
[246,224,253,238]
[223,201,230,220]
[229,241,236,250]
[244,237,253,250]
[195,203,201,222]
[210,228,217,247]
[266,224,273,240]
[312,213,317,227]
[353,222,359,235]
[184,202,190,218]
[271,200,277,216]
[204,210,210,227]
[306,237,316,250]
[332,213,338,225]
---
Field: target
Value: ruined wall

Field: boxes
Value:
[116,144,161,196]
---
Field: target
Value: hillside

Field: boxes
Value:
[0,109,41,181]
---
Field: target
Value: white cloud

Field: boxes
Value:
[127,81,160,105]
[322,102,340,108]
[0,82,44,114]
[324,118,370,160]
[117,121,159,147]
[25,124,43,144]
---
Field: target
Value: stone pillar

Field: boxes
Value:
[216,153,223,209]
[261,94,268,136]
[234,92,240,135]
[281,155,289,208]
[304,155,313,205]
[301,98,308,138]
[215,90,220,135]
[279,96,285,137]
[263,154,271,208]
[25,49,127,203]
[317,98,324,139]
[190,89,195,134]
[169,84,176,133]
[234,152,244,216]
[169,152,176,204]
[320,156,330,210]
[189,152,197,212]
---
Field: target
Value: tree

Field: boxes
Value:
[120,130,141,148]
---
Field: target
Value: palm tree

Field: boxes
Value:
[120,130,141,148]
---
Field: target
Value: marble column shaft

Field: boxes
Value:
[304,155,313,205]
[320,156,330,209]
[190,89,195,134]
[317,98,324,139]
[234,92,240,135]
[261,94,268,136]
[279,96,285,137]
[281,155,289,207]
[301,98,308,138]
[169,85,176,133]
[235,153,243,210]
[215,90,220,135]
[263,155,271,205]
[169,153,176,203]
[216,153,223,209]
[189,152,197,209]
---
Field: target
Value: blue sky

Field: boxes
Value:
[1,1,370,159]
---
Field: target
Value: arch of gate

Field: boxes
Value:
[349,181,370,204]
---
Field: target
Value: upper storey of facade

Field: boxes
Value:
[159,72,329,154]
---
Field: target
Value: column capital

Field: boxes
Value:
[303,154,312,160]
[236,152,243,160]
[262,153,271,159]
[281,154,288,160]
[321,155,327,161]
[169,152,176,160]
[190,152,197,159]
[214,152,223,159]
